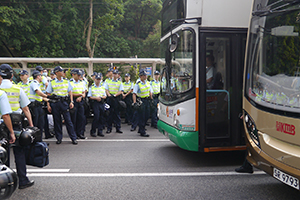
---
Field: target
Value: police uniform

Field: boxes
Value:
[17,70,31,96]
[133,70,153,137]
[0,64,35,189]
[28,71,45,134]
[123,74,134,124]
[105,70,123,133]
[150,71,160,128]
[88,73,106,137]
[70,69,86,139]
[46,66,77,145]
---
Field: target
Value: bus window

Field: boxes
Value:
[205,36,230,139]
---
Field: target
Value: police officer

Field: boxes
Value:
[105,69,123,133]
[17,70,30,95]
[46,66,78,145]
[30,66,48,92]
[150,70,160,128]
[28,70,50,137]
[0,64,34,189]
[88,73,106,137]
[132,69,153,137]
[70,69,86,139]
[122,73,133,125]
[50,71,56,80]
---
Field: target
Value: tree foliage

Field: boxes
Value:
[0,0,162,61]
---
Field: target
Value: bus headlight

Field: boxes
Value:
[244,112,260,148]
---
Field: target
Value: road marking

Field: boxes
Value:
[45,139,170,142]
[27,171,266,177]
[13,169,70,173]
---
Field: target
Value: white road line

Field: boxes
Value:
[13,169,70,173]
[27,171,266,177]
[45,139,170,142]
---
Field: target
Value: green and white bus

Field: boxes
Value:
[157,0,252,152]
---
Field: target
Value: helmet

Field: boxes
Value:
[0,164,18,199]
[118,101,127,110]
[0,146,7,164]
[19,129,34,146]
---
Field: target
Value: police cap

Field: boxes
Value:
[113,69,119,74]
[139,69,147,76]
[32,70,41,77]
[72,69,82,76]
[154,70,160,75]
[107,67,113,72]
[20,70,29,75]
[35,65,43,71]
[50,71,55,75]
[92,72,98,76]
[53,66,63,73]
[95,73,102,79]
[125,73,130,77]
[0,64,13,76]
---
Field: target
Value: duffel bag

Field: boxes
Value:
[25,142,49,168]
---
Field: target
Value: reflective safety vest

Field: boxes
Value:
[137,81,150,98]
[17,81,30,95]
[265,91,274,101]
[51,79,69,96]
[28,80,43,102]
[70,80,85,95]
[0,85,21,111]
[276,93,287,104]
[91,85,106,97]
[123,82,132,93]
[107,80,121,95]
[151,80,160,94]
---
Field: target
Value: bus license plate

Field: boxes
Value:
[273,168,299,190]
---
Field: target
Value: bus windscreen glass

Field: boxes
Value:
[246,4,300,113]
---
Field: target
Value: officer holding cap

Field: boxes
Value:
[70,69,86,139]
[17,70,30,95]
[132,69,153,137]
[46,66,78,145]
[150,70,160,128]
[88,73,107,137]
[105,69,124,133]
[122,73,134,125]
[0,64,34,189]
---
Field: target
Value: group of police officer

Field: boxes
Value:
[0,63,161,191]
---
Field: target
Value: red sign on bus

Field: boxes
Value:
[276,121,295,135]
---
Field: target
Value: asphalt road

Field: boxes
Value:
[8,120,300,200]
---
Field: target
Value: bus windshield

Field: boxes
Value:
[160,29,195,105]
[246,3,300,113]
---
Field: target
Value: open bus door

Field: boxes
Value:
[199,31,247,152]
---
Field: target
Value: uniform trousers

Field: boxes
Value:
[50,100,77,141]
[151,96,159,127]
[106,97,121,131]
[138,98,150,135]
[31,103,45,134]
[71,100,86,137]
[91,101,105,134]
[13,145,29,186]
[124,94,133,123]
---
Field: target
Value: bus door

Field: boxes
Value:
[204,35,231,139]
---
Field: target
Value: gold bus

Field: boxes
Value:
[244,0,300,190]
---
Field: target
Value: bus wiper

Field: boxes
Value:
[253,1,300,16]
